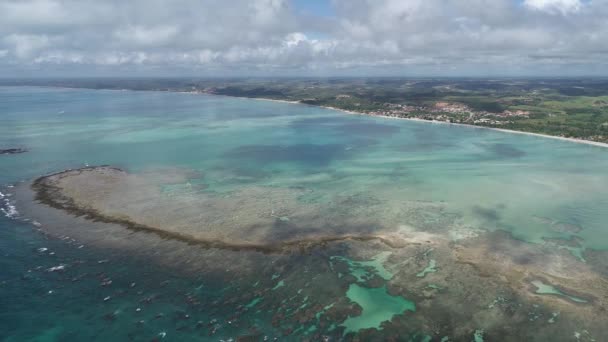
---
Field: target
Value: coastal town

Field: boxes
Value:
[179,79,607,144]
[363,100,531,126]
[4,78,607,143]
[197,88,531,126]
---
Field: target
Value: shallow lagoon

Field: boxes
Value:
[1,86,608,340]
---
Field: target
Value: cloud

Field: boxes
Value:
[0,0,606,76]
[523,0,582,15]
[3,33,52,58]
[114,25,179,47]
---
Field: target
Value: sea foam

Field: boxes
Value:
[0,190,19,218]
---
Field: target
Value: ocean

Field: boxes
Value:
[1,86,607,341]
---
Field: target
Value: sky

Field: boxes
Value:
[0,0,606,77]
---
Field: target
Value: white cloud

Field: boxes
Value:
[114,25,179,47]
[34,51,84,64]
[3,34,51,58]
[523,0,583,15]
[0,0,606,75]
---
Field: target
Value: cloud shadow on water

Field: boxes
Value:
[224,143,352,167]
[480,143,526,159]
[290,117,401,138]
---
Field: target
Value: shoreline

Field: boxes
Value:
[240,96,608,149]
[5,85,608,148]
[181,89,608,148]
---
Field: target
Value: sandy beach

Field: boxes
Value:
[237,96,608,149]
[31,87,608,149]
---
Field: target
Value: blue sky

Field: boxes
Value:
[0,0,606,77]
[292,0,335,17]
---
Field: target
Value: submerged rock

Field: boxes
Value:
[0,148,27,155]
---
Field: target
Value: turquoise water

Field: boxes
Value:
[531,280,588,303]
[341,284,415,335]
[1,86,608,340]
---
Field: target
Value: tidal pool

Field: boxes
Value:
[1,86,608,340]
[531,280,588,303]
[341,284,416,335]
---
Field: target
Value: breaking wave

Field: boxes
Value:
[0,189,19,218]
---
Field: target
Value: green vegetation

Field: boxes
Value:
[4,78,608,143]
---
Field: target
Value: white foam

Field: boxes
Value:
[0,190,19,218]
[47,265,66,272]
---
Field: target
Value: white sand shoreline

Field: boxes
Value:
[11,86,607,149]
[231,95,608,149]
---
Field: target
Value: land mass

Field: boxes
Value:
[3,77,608,144]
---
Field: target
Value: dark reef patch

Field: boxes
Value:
[1,148,27,155]
[482,143,526,158]
[334,122,401,137]
[472,205,501,222]
[291,117,401,138]
[397,142,453,152]
[225,144,351,167]
[290,116,349,127]
[211,165,275,182]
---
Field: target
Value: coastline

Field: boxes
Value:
[332,106,608,149]
[5,85,607,148]
[233,95,608,149]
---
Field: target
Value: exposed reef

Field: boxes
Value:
[31,166,410,253]
[17,166,608,340]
